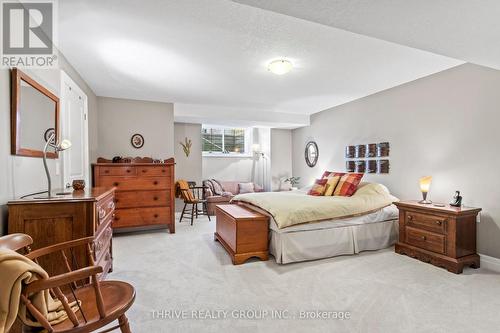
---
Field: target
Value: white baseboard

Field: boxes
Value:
[479,253,500,273]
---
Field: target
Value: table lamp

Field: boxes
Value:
[39,132,72,198]
[419,176,432,204]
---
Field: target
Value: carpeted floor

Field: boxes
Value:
[110,215,500,333]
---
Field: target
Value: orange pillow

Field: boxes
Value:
[324,176,341,196]
[308,179,328,196]
[321,171,346,179]
[333,173,364,197]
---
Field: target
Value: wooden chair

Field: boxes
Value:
[176,180,211,225]
[0,234,135,333]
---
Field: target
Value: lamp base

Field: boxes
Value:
[418,199,433,204]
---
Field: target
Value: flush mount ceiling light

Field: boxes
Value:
[268,59,293,75]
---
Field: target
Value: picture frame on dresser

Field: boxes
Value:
[92,157,175,233]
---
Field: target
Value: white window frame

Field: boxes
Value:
[202,126,252,158]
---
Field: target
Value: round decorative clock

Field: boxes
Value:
[131,133,144,149]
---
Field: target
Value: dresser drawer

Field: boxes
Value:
[94,223,112,263]
[405,227,445,254]
[113,207,171,228]
[99,166,136,176]
[96,248,112,281]
[406,211,446,234]
[96,194,115,229]
[99,177,171,191]
[115,190,169,209]
[137,166,169,177]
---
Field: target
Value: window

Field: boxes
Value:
[202,127,250,155]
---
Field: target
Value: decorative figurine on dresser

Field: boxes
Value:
[8,187,116,280]
[93,157,175,233]
[394,200,481,274]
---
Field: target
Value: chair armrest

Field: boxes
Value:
[0,233,33,252]
[26,237,95,261]
[25,265,104,294]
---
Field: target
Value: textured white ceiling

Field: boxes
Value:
[58,0,462,126]
[235,0,500,70]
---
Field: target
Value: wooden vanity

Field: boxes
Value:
[8,187,115,280]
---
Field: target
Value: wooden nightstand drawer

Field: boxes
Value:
[406,211,446,234]
[405,227,445,254]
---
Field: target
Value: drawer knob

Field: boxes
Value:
[113,182,119,186]
[408,215,413,220]
[162,169,166,173]
[114,216,120,221]
[421,236,427,241]
[153,181,158,185]
[154,214,159,218]
[153,197,158,201]
[104,170,109,174]
[435,220,442,225]
[126,169,131,173]
[142,169,147,173]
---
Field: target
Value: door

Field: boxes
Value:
[61,71,89,189]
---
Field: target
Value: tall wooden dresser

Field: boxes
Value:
[93,157,175,233]
[8,187,115,280]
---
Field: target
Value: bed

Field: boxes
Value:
[232,183,399,264]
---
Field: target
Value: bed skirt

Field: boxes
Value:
[270,219,398,264]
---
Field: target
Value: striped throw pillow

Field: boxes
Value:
[333,173,364,197]
[324,176,341,196]
[321,171,346,179]
[308,179,328,196]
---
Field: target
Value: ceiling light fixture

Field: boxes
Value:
[268,59,293,75]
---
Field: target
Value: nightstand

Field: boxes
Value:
[394,200,481,274]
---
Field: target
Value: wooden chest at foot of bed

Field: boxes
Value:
[214,204,269,265]
[394,201,481,274]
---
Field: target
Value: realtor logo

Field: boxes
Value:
[1,0,58,67]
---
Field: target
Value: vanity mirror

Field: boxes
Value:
[11,68,60,158]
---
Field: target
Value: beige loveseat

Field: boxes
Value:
[202,180,264,215]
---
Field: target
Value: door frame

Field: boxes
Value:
[60,70,89,188]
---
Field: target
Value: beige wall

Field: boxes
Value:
[292,63,500,258]
[0,52,98,234]
[97,97,174,160]
[174,123,202,211]
[271,129,293,191]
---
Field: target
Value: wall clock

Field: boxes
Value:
[131,133,144,149]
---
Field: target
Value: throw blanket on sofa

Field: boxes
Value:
[232,183,398,229]
[0,249,80,333]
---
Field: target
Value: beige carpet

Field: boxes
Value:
[110,215,500,333]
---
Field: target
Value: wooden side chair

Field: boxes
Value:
[176,180,211,225]
[0,234,135,333]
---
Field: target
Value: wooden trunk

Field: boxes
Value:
[214,204,269,265]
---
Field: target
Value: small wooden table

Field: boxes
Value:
[394,200,481,274]
[214,204,270,265]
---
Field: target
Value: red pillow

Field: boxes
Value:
[333,173,364,197]
[308,179,328,196]
[321,171,346,179]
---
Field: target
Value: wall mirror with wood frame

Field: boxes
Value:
[11,68,60,158]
